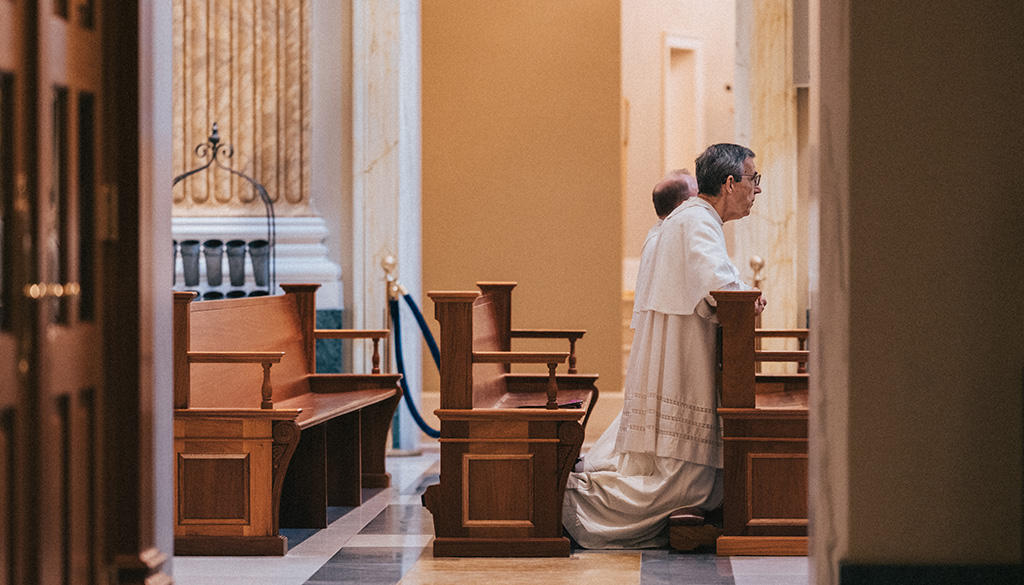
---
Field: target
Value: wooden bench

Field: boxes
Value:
[172,284,402,556]
[421,282,599,557]
[702,290,809,556]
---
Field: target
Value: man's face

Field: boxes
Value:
[723,158,761,221]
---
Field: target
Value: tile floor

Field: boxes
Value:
[172,444,809,585]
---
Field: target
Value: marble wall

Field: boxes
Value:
[349,0,423,449]
[172,0,311,217]
[733,0,803,372]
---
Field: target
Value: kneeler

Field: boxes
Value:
[669,506,723,552]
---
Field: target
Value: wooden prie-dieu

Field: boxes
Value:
[710,290,810,556]
[172,284,402,555]
[422,282,599,557]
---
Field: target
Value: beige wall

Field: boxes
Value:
[812,0,1024,580]
[421,0,623,438]
[621,0,735,269]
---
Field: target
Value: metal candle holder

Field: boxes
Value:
[171,122,276,293]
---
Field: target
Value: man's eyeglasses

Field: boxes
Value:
[737,172,761,186]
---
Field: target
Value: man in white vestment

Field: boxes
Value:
[563,144,766,549]
[633,170,698,329]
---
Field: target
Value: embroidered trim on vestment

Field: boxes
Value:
[622,423,722,447]
[622,408,715,431]
[624,393,715,415]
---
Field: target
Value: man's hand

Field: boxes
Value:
[754,294,767,316]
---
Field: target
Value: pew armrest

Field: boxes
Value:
[314,329,389,373]
[187,351,284,364]
[187,351,284,409]
[755,328,808,340]
[510,328,585,340]
[314,329,389,340]
[473,351,567,365]
[755,329,809,372]
[511,329,585,373]
[474,351,568,409]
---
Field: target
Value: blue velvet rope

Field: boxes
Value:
[389,297,441,438]
[403,293,441,369]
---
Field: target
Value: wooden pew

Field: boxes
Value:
[173,284,402,556]
[421,282,599,557]
[711,290,809,556]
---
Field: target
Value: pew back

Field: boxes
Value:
[188,294,311,406]
[172,284,401,556]
[710,289,809,557]
[471,294,511,408]
[423,281,599,557]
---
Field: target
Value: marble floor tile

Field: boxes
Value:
[388,447,441,494]
[730,556,808,585]
[729,556,808,575]
[398,550,643,585]
[172,556,326,585]
[343,534,435,548]
[732,576,808,585]
[392,494,430,505]
[358,504,435,535]
[305,546,426,585]
[399,467,440,498]
[639,551,735,585]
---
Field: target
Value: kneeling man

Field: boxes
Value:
[562,143,766,548]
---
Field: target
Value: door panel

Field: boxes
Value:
[36,4,106,584]
[0,1,30,583]
[0,1,132,584]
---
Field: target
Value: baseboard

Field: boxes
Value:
[716,535,807,556]
[840,562,1023,585]
[174,535,288,556]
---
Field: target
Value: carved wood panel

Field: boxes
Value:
[174,417,277,540]
[178,454,251,523]
[173,0,311,217]
[462,454,534,528]
[746,452,808,526]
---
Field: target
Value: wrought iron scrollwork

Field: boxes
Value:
[172,123,276,292]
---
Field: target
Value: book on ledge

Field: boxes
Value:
[516,399,584,409]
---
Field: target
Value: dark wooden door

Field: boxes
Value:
[0,2,163,584]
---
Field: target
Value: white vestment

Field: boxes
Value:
[563,198,748,549]
[631,220,662,329]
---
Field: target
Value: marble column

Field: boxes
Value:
[734,0,802,372]
[352,0,422,451]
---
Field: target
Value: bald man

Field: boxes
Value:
[632,170,698,328]
[652,169,697,220]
